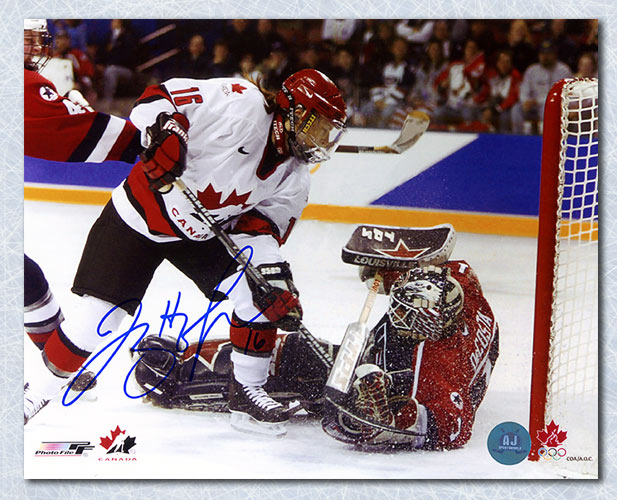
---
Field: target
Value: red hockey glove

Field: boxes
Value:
[139,112,189,191]
[248,262,303,331]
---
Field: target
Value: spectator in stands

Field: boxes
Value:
[511,39,572,135]
[207,38,236,78]
[224,19,254,65]
[468,20,495,54]
[321,19,359,47]
[433,38,486,127]
[253,20,284,64]
[98,19,138,112]
[580,19,598,54]
[297,43,331,74]
[234,52,263,81]
[260,40,294,91]
[548,19,580,73]
[502,20,536,75]
[432,20,453,59]
[357,37,415,128]
[394,20,435,63]
[175,34,210,79]
[480,49,521,133]
[330,44,358,120]
[360,21,395,84]
[53,31,96,102]
[53,19,88,52]
[407,38,448,116]
[574,52,598,79]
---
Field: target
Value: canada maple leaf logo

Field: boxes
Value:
[100,425,124,450]
[536,420,568,447]
[231,83,246,94]
[198,184,251,210]
[99,425,137,454]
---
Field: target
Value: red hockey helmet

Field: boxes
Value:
[276,69,347,164]
[24,19,52,72]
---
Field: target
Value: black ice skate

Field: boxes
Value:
[24,382,49,425]
[228,378,289,437]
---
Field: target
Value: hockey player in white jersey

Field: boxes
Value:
[24,68,347,436]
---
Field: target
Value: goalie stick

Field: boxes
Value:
[172,178,334,371]
[335,111,430,154]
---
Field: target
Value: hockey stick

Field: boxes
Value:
[172,178,334,371]
[335,111,430,154]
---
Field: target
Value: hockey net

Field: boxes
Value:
[528,78,598,476]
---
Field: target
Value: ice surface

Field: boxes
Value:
[24,200,569,479]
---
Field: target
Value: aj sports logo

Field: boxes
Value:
[35,441,94,456]
[487,421,531,465]
[99,425,137,460]
[536,420,567,461]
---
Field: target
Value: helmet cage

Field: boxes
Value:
[387,267,464,341]
[24,19,52,72]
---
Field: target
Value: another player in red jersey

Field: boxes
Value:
[24,20,140,163]
[130,226,499,450]
[24,19,141,423]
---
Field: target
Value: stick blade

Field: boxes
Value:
[390,110,430,153]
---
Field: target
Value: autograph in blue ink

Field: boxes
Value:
[62,245,267,406]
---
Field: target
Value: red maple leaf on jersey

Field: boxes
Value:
[536,420,568,447]
[231,83,246,94]
[198,184,251,210]
[99,425,125,450]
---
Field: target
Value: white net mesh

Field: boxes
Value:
[545,78,598,476]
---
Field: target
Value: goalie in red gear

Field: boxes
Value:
[130,256,498,451]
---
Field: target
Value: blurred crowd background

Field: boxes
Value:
[45,19,598,135]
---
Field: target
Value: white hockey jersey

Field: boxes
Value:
[112,77,309,246]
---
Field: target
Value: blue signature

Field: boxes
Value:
[62,244,265,406]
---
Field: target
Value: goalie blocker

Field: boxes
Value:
[130,224,499,450]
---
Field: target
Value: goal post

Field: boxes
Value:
[528,78,598,474]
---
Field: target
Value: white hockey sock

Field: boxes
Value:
[60,295,127,353]
[25,349,70,400]
[231,350,271,386]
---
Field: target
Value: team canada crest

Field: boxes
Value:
[99,425,137,456]
[536,420,567,447]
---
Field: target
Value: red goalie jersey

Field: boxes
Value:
[24,69,140,163]
[321,260,499,450]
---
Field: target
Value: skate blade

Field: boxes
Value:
[229,411,287,437]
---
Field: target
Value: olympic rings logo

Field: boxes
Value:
[538,446,567,460]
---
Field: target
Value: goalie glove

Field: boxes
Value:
[352,364,394,440]
[139,112,189,191]
[248,262,303,331]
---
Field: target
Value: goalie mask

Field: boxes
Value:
[24,19,52,73]
[276,69,347,164]
[387,266,464,341]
